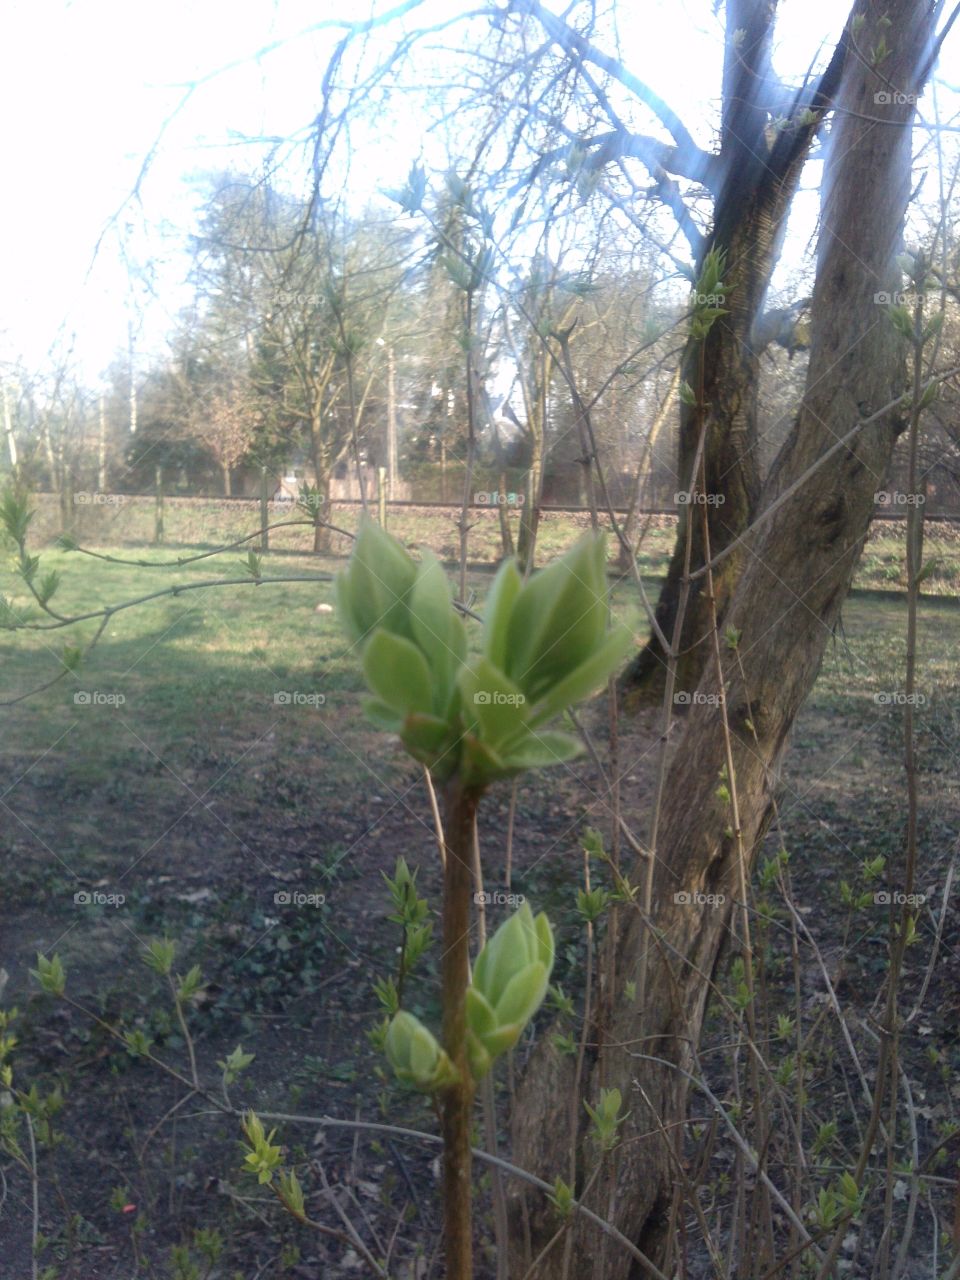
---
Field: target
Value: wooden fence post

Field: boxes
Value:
[154,465,164,545]
[260,466,269,553]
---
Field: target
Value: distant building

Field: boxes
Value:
[274,474,300,501]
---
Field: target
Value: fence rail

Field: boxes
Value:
[51,493,960,523]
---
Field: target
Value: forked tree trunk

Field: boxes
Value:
[621,0,846,701]
[619,199,774,695]
[509,3,934,1274]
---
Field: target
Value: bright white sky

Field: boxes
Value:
[0,0,917,384]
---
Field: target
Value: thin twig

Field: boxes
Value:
[316,1160,387,1277]
[25,1113,39,1280]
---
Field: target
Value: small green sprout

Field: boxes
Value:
[30,953,66,997]
[241,1111,283,1185]
[584,1086,627,1152]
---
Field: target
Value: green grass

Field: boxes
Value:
[0,546,347,752]
[0,540,650,757]
[1,526,955,769]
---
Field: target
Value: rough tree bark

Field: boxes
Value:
[621,0,847,699]
[509,2,936,1274]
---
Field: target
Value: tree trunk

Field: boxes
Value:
[509,3,932,1273]
[497,470,516,560]
[309,416,331,553]
[621,178,804,699]
[222,463,232,497]
[517,434,542,571]
[621,0,847,702]
[59,469,72,536]
[313,468,331,554]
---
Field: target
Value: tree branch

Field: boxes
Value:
[532,128,715,189]
[507,0,710,177]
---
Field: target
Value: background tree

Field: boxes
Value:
[118,347,218,495]
[189,176,412,545]
[193,383,258,497]
[28,357,95,532]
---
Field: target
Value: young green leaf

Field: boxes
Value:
[30,953,66,997]
[362,630,434,718]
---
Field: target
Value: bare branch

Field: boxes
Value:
[506,0,711,177]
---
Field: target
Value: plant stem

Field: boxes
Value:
[441,780,481,1279]
[470,814,510,1280]
[26,1113,39,1280]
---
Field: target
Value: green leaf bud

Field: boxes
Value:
[465,904,555,1077]
[384,1011,458,1091]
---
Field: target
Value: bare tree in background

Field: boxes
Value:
[194,384,258,497]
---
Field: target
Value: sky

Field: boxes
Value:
[0,0,922,385]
